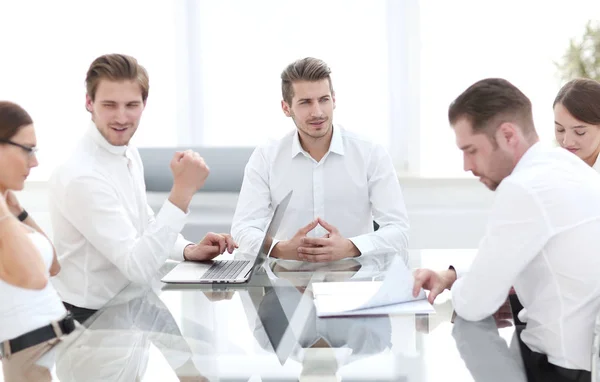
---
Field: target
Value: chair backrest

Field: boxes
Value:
[592,310,600,381]
[138,147,255,193]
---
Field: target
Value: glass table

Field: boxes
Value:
[4,249,528,381]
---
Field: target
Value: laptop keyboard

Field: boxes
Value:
[203,260,251,280]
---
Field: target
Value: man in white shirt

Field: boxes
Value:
[231,57,409,263]
[413,78,600,380]
[49,54,236,323]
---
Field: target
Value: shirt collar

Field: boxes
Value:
[86,121,128,156]
[593,154,600,173]
[512,141,543,173]
[329,125,345,155]
[291,125,345,158]
[291,131,303,158]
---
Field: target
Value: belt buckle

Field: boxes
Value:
[62,311,76,334]
[1,341,11,359]
[52,311,76,338]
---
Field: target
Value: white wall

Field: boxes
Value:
[18,178,493,250]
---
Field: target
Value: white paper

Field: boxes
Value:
[314,297,435,317]
[312,257,434,317]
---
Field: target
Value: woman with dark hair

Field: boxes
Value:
[0,101,75,381]
[554,78,600,171]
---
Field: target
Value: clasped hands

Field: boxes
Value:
[271,217,360,262]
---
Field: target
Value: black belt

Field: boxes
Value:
[554,365,589,381]
[0,312,76,358]
[527,347,591,381]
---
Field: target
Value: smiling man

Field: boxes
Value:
[49,54,236,323]
[231,57,409,263]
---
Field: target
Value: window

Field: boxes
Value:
[192,0,392,148]
[0,0,181,181]
[6,1,594,180]
[419,0,600,177]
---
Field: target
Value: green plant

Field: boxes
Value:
[556,21,600,82]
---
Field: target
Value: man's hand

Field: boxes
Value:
[178,377,208,382]
[4,190,23,217]
[413,268,457,304]
[184,233,237,261]
[297,217,360,263]
[175,359,209,382]
[493,298,513,328]
[202,290,235,302]
[271,220,319,260]
[169,150,210,212]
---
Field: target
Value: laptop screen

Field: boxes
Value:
[255,283,299,364]
[248,190,293,276]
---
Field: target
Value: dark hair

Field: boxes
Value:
[86,53,150,102]
[281,57,333,104]
[448,78,536,139]
[553,78,600,125]
[0,101,33,140]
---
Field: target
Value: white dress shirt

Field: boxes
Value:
[49,123,192,310]
[593,154,600,173]
[0,231,67,342]
[451,142,600,371]
[231,125,410,259]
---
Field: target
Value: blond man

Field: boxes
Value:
[49,54,235,322]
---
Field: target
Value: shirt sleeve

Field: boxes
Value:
[231,148,273,255]
[349,144,410,260]
[450,265,468,279]
[61,176,188,284]
[451,180,552,321]
[146,205,191,261]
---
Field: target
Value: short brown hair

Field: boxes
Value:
[281,57,333,104]
[85,54,149,102]
[448,78,536,140]
[553,78,600,125]
[0,101,33,141]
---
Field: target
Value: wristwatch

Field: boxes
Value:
[17,209,28,222]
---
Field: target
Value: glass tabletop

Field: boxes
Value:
[3,249,529,381]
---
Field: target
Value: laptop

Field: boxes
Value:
[254,281,314,365]
[161,191,292,284]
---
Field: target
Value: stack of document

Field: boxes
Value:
[312,258,435,317]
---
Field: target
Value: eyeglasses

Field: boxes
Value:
[0,139,39,158]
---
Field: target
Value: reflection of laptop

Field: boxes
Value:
[255,283,313,365]
[161,191,292,284]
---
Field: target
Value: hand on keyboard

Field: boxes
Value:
[183,233,238,261]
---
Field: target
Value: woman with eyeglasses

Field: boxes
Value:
[0,101,75,382]
[554,78,600,172]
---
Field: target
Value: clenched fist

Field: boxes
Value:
[168,150,210,212]
[171,150,210,192]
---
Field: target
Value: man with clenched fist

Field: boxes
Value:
[48,54,237,323]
